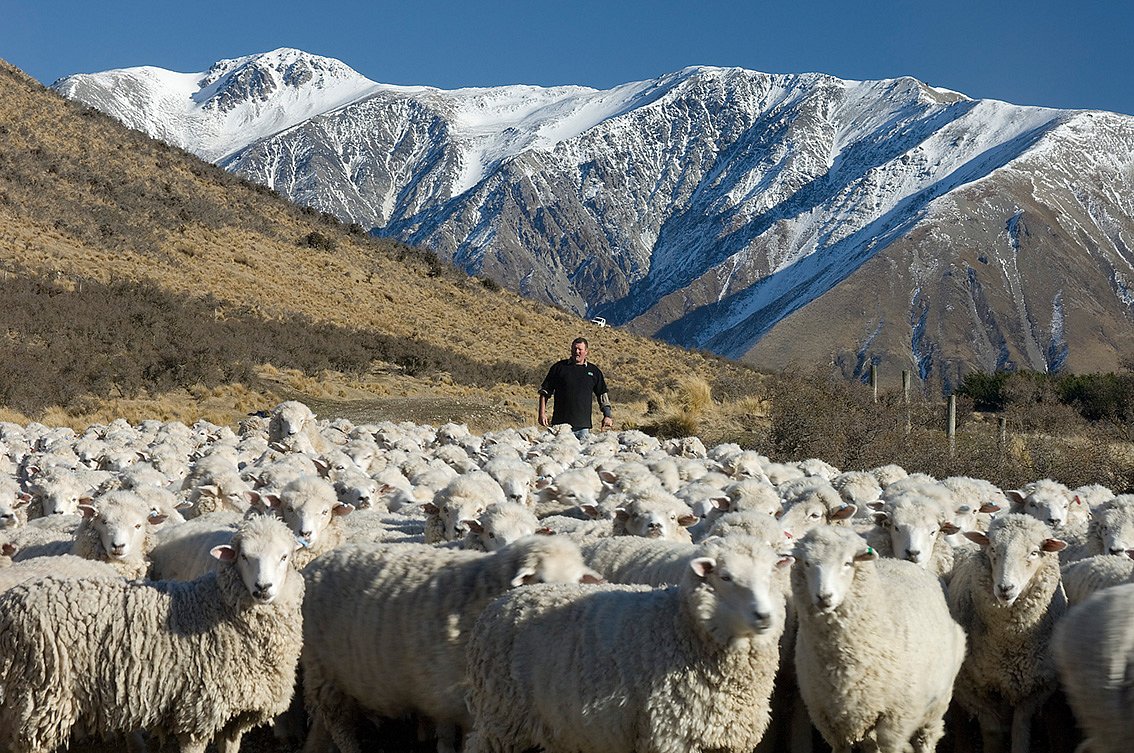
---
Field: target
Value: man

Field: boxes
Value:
[537,337,613,438]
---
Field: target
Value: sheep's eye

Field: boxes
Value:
[719,573,732,582]
[809,512,821,520]
[321,509,329,516]
[135,523,142,529]
[1029,550,1040,558]
[844,561,853,568]
[488,532,496,539]
[280,554,288,562]
[669,513,677,520]
[1028,501,1037,508]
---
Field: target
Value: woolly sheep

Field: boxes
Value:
[870,463,908,488]
[482,458,537,507]
[465,535,793,753]
[532,466,604,518]
[1006,478,1083,531]
[779,482,856,539]
[1062,494,1134,563]
[69,490,166,579]
[0,477,31,529]
[1051,582,1134,753]
[1060,553,1134,606]
[267,399,332,454]
[866,490,957,579]
[940,475,1005,548]
[423,472,506,544]
[791,525,965,753]
[274,475,353,567]
[465,502,540,552]
[27,470,91,517]
[302,536,602,753]
[147,511,244,581]
[0,553,122,592]
[0,514,304,753]
[947,513,1068,753]
[831,470,882,509]
[609,487,697,542]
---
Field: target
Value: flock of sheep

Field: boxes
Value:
[0,398,1132,753]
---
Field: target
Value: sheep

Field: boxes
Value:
[273,475,353,567]
[465,535,793,753]
[26,469,91,517]
[301,535,602,753]
[791,525,965,753]
[609,486,697,542]
[1061,493,1134,563]
[946,513,1068,753]
[870,463,908,488]
[423,472,506,544]
[1051,582,1134,753]
[779,482,856,539]
[831,470,882,510]
[5,514,81,560]
[464,502,540,552]
[532,466,604,518]
[940,475,1005,547]
[1070,483,1116,511]
[866,489,957,579]
[267,399,332,454]
[0,514,305,753]
[0,478,31,529]
[1060,553,1134,605]
[482,458,537,507]
[68,490,166,579]
[1006,477,1082,531]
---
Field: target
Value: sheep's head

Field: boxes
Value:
[505,536,603,587]
[278,476,351,547]
[872,496,954,568]
[613,492,697,540]
[964,513,1066,607]
[80,491,163,561]
[691,535,793,640]
[1007,481,1073,530]
[792,526,876,614]
[0,491,29,528]
[212,515,299,604]
[1090,496,1134,555]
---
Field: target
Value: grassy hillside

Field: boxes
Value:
[0,60,766,437]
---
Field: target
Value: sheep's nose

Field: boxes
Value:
[996,583,1017,599]
[1109,547,1127,556]
[905,549,921,561]
[110,542,127,555]
[299,529,314,540]
[815,592,834,609]
[1048,518,1063,529]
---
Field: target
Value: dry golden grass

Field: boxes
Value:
[0,60,767,432]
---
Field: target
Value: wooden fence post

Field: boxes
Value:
[870,364,878,403]
[947,395,957,457]
[998,416,1007,462]
[902,370,911,434]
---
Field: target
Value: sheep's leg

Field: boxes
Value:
[177,734,208,753]
[214,723,246,753]
[1009,694,1046,753]
[911,718,946,753]
[302,714,334,753]
[433,721,460,753]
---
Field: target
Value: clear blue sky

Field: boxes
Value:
[4,0,1132,115]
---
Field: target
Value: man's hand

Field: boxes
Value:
[601,415,614,431]
[538,410,550,428]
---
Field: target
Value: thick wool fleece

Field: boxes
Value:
[466,553,785,752]
[0,546,304,753]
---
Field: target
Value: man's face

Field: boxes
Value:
[572,342,588,364]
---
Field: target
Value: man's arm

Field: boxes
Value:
[537,392,551,427]
[598,392,613,430]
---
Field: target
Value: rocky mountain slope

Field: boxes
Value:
[53,49,1134,380]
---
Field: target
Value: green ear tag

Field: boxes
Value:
[866,546,875,556]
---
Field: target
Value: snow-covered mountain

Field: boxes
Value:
[53,49,1134,380]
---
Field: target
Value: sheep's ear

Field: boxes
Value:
[78,504,98,519]
[581,504,602,519]
[853,546,878,562]
[13,494,29,508]
[677,513,698,528]
[332,503,353,518]
[175,499,194,510]
[313,459,331,476]
[979,502,1001,514]
[867,501,885,511]
[776,556,795,570]
[579,569,604,584]
[940,521,961,535]
[598,470,618,485]
[423,502,440,515]
[689,557,716,578]
[872,511,889,527]
[534,477,553,490]
[964,531,990,548]
[1041,538,1068,553]
[613,508,630,522]
[832,504,857,521]
[242,490,261,506]
[1072,495,1085,507]
[198,484,220,499]
[1005,490,1026,508]
[147,512,168,525]
[535,527,555,536]
[211,544,237,562]
[1,542,15,557]
[465,519,485,535]
[510,566,537,587]
[711,496,731,512]
[264,494,282,510]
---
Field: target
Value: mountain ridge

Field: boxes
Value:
[52,49,1134,379]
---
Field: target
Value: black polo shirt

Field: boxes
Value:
[539,359,608,430]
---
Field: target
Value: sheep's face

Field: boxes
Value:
[779,499,850,540]
[282,495,350,546]
[1009,489,1071,530]
[876,500,944,567]
[81,498,158,560]
[468,508,537,552]
[1093,507,1134,555]
[440,500,487,541]
[0,493,28,528]
[215,531,297,604]
[40,484,87,516]
[968,517,1066,607]
[794,530,876,614]
[274,405,310,438]
[692,540,792,639]
[615,500,695,540]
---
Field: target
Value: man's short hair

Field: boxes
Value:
[572,337,589,347]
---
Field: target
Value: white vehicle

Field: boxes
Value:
[590,317,607,328]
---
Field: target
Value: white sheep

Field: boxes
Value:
[0,477,31,529]
[609,487,697,542]
[940,475,1005,548]
[946,513,1068,753]
[532,466,604,518]
[267,399,332,454]
[0,514,305,753]
[0,552,123,592]
[465,535,793,753]
[1051,582,1134,753]
[831,470,882,510]
[791,525,965,753]
[1060,553,1134,606]
[147,510,244,581]
[866,489,957,579]
[1061,493,1134,563]
[1006,477,1083,531]
[301,535,602,753]
[423,472,506,544]
[273,475,353,567]
[464,502,540,552]
[779,482,856,539]
[69,490,167,579]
